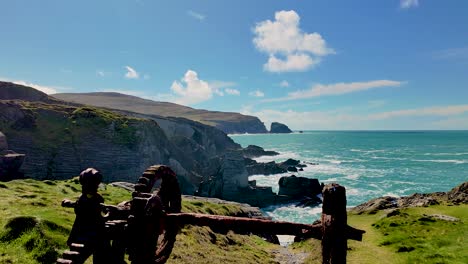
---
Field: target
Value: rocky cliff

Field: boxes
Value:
[270,122,293,133]
[0,81,303,207]
[0,101,204,192]
[53,92,268,134]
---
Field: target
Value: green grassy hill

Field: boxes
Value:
[52,92,268,134]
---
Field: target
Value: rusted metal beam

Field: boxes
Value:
[166,213,322,238]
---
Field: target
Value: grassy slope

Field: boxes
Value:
[1,178,466,264]
[293,204,468,264]
[52,92,262,126]
[0,179,279,264]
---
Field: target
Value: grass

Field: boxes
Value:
[346,204,468,264]
[0,179,281,264]
[1,178,466,264]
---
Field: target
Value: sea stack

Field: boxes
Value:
[270,122,292,133]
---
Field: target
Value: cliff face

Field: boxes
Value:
[0,82,246,194]
[52,92,268,134]
[0,101,201,193]
[270,122,293,133]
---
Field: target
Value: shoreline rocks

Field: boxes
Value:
[350,182,468,214]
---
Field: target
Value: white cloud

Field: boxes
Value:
[400,0,419,9]
[369,105,468,120]
[171,70,213,105]
[97,70,106,77]
[187,10,205,21]
[243,104,468,130]
[225,88,240,96]
[279,80,290,87]
[249,90,265,97]
[0,77,67,94]
[264,53,320,72]
[253,10,334,72]
[263,80,403,102]
[124,66,139,79]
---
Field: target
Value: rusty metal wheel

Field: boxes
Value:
[131,165,182,264]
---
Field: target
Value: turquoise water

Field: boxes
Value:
[230,131,468,224]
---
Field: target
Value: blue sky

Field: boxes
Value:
[1,0,468,130]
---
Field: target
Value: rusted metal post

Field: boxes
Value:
[321,183,347,264]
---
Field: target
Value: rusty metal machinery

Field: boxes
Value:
[58,165,364,264]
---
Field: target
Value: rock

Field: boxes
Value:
[0,132,7,151]
[245,160,287,176]
[109,182,136,192]
[447,182,468,204]
[296,196,322,207]
[398,193,440,207]
[299,168,304,171]
[278,175,322,199]
[242,145,279,158]
[351,196,399,214]
[0,132,26,180]
[351,182,468,214]
[426,214,460,222]
[287,166,298,172]
[279,158,300,168]
[270,122,292,133]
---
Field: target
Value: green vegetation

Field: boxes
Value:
[1,178,466,264]
[0,102,141,153]
[0,179,280,264]
[292,205,468,264]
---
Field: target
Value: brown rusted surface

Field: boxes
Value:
[60,165,365,264]
[322,183,347,264]
[167,213,323,238]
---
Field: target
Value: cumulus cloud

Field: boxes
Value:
[253,10,334,72]
[400,0,419,9]
[171,70,213,105]
[225,88,240,95]
[249,90,265,97]
[263,80,403,102]
[0,77,65,94]
[124,66,139,79]
[187,10,205,21]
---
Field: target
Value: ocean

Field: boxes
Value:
[230,131,468,225]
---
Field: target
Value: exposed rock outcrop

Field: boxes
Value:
[0,131,26,180]
[245,158,306,176]
[270,122,292,133]
[242,145,279,158]
[0,101,202,193]
[351,182,468,214]
[278,175,321,197]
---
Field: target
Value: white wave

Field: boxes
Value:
[262,203,322,225]
[423,152,468,156]
[370,156,407,161]
[253,150,301,163]
[412,159,468,164]
[345,174,360,180]
[350,149,385,153]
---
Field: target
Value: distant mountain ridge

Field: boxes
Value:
[53,92,268,134]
